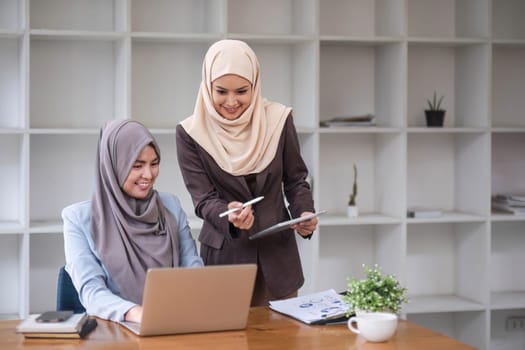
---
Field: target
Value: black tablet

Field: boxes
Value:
[249,210,327,240]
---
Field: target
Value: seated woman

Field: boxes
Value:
[62,119,203,323]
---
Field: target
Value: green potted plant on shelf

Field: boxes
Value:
[347,163,358,218]
[343,264,408,315]
[425,91,445,127]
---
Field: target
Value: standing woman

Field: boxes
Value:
[63,119,203,323]
[176,39,318,306]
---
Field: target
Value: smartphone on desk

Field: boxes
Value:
[36,310,74,323]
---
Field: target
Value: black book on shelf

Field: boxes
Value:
[407,207,443,218]
[320,114,376,127]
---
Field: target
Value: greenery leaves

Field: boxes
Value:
[343,264,408,314]
[426,91,444,111]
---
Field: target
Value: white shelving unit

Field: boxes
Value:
[1,1,524,348]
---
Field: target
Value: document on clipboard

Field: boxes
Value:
[249,210,327,240]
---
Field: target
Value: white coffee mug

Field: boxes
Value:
[347,312,398,342]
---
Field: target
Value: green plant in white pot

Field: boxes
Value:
[347,163,358,218]
[343,264,408,315]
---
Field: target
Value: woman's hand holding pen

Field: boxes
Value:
[292,211,318,237]
[228,201,255,230]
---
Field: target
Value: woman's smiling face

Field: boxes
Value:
[122,144,159,199]
[211,74,253,120]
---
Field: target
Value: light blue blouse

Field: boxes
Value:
[62,192,203,322]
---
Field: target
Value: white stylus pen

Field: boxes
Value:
[218,196,264,218]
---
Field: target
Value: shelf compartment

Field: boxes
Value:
[407,211,486,224]
[0,234,24,319]
[320,127,402,134]
[0,0,23,31]
[407,311,486,350]
[491,292,525,310]
[0,222,24,234]
[491,214,525,222]
[320,213,401,226]
[30,0,127,32]
[407,43,490,128]
[320,42,404,128]
[131,41,208,128]
[0,134,24,225]
[319,133,404,218]
[407,0,489,39]
[492,0,525,40]
[131,32,221,43]
[0,37,24,128]
[317,224,404,292]
[319,0,404,38]
[30,38,126,128]
[406,222,488,308]
[250,41,316,129]
[29,233,65,313]
[407,133,489,215]
[131,0,223,34]
[406,295,485,313]
[491,309,525,350]
[132,40,316,129]
[227,0,315,36]
[29,134,98,222]
[492,133,525,196]
[30,29,125,41]
[407,127,487,134]
[492,46,525,127]
[29,221,63,234]
[490,221,525,308]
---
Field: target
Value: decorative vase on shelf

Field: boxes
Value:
[425,110,445,127]
[347,205,358,218]
[347,163,358,218]
[424,91,446,127]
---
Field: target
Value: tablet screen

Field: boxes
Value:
[249,210,326,240]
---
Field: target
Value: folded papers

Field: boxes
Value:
[320,114,376,127]
[492,194,525,215]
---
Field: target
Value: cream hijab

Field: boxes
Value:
[91,119,179,304]
[180,39,291,176]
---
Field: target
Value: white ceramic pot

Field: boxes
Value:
[347,205,358,218]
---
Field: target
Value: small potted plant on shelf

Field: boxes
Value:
[425,91,445,127]
[343,264,408,315]
[347,163,358,218]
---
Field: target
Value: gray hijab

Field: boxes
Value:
[91,119,179,304]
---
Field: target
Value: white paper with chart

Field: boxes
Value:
[269,289,349,324]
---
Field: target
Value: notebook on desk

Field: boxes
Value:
[119,264,257,336]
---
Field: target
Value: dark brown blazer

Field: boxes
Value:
[175,114,315,298]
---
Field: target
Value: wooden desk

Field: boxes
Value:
[1,307,475,350]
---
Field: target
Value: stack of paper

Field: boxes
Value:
[492,194,525,215]
[269,289,350,325]
[16,312,97,339]
[320,114,376,127]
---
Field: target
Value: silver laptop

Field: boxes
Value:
[119,264,257,336]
